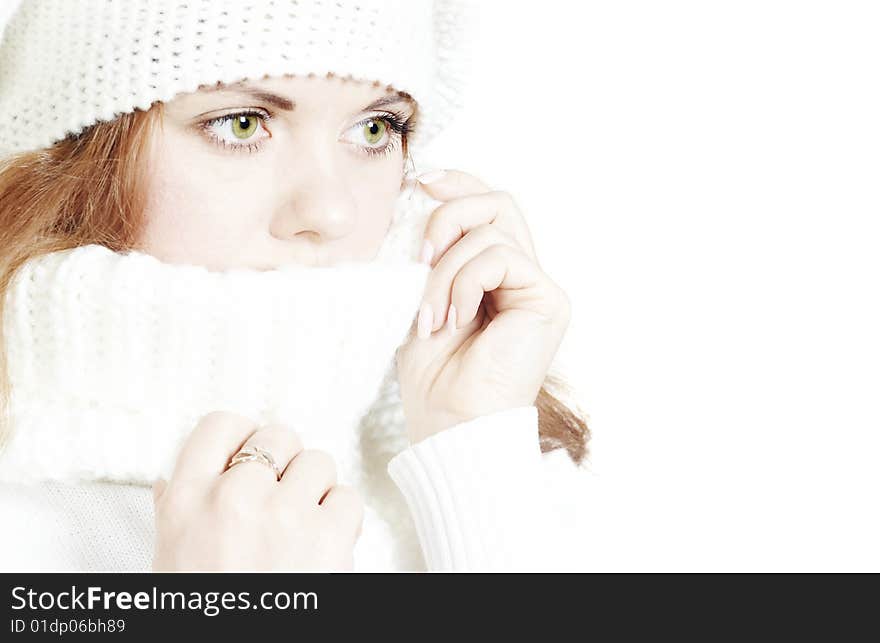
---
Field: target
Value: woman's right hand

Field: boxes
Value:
[151,411,364,571]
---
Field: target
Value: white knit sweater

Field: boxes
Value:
[0,180,593,572]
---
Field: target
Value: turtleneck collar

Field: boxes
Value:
[0,178,438,487]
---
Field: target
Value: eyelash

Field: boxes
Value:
[198,108,412,158]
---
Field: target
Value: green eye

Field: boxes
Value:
[363,119,387,145]
[231,115,259,139]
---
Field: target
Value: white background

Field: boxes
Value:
[422,1,880,571]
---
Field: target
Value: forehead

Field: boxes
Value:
[194,73,415,108]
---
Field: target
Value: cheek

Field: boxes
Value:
[139,143,272,265]
[138,126,406,264]
[345,160,405,257]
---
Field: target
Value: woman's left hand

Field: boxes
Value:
[395,169,572,444]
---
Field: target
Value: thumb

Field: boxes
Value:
[152,477,167,504]
[395,319,419,365]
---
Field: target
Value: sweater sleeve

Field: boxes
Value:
[386,405,591,571]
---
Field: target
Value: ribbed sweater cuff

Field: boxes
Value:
[386,405,544,571]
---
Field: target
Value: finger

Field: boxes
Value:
[320,484,365,543]
[278,449,338,507]
[420,223,521,334]
[220,423,305,490]
[416,168,491,199]
[152,477,167,504]
[450,244,557,329]
[169,410,259,488]
[396,298,489,378]
[420,190,537,272]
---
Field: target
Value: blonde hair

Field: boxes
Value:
[0,94,591,465]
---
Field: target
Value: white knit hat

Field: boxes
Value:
[0,0,476,160]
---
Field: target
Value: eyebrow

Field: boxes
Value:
[199,83,414,113]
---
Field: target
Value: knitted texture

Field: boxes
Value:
[0,176,444,571]
[0,0,477,159]
[387,404,547,570]
[0,177,440,482]
[0,480,156,571]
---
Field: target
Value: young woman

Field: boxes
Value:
[0,0,591,571]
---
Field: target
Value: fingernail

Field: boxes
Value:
[417,169,446,184]
[419,239,434,265]
[417,302,433,339]
[446,304,457,335]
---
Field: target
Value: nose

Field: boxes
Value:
[269,161,357,244]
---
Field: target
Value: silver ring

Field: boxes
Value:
[227,445,282,481]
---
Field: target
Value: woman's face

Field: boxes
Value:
[138,74,416,270]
